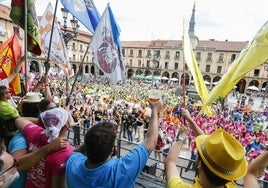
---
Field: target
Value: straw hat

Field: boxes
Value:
[22,92,43,103]
[196,129,247,181]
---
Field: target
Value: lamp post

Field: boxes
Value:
[151,52,160,88]
[61,8,79,96]
[260,62,268,108]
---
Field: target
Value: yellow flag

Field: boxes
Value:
[204,21,268,106]
[183,21,214,116]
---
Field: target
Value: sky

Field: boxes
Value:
[1,0,268,42]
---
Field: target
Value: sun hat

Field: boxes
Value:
[22,92,43,103]
[40,108,69,143]
[196,129,247,181]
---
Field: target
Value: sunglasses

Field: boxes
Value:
[0,159,19,176]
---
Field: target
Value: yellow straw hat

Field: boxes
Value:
[196,129,247,181]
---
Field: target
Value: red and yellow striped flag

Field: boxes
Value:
[0,34,23,95]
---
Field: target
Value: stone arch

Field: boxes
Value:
[248,80,260,88]
[127,69,134,78]
[212,76,221,82]
[90,65,95,74]
[144,70,151,76]
[72,64,77,74]
[180,73,190,86]
[203,75,212,83]
[236,79,247,93]
[162,71,170,78]
[136,69,143,75]
[85,65,89,73]
[261,81,268,92]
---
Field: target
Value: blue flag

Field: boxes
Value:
[90,4,126,84]
[60,0,100,33]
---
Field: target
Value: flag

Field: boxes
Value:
[183,21,214,116]
[39,3,71,75]
[90,4,126,84]
[9,0,42,55]
[0,34,23,95]
[204,21,268,106]
[60,0,100,34]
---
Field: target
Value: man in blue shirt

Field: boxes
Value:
[66,99,163,188]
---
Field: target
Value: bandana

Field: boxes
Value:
[40,108,69,143]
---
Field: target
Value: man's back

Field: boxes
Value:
[66,144,149,188]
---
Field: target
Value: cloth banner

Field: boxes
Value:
[204,21,268,106]
[0,34,23,94]
[60,0,100,34]
[90,4,126,84]
[10,0,42,55]
[39,3,72,75]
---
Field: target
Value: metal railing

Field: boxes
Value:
[67,127,267,188]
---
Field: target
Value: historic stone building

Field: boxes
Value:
[0,3,267,93]
[122,4,268,93]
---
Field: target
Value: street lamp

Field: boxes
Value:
[61,8,79,97]
[61,8,79,45]
[150,52,160,88]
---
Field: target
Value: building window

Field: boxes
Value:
[129,50,134,57]
[175,51,180,59]
[146,60,150,67]
[165,51,170,58]
[138,50,142,57]
[254,69,260,77]
[174,62,179,69]
[80,44,83,52]
[129,59,133,67]
[217,66,222,74]
[138,60,141,67]
[206,65,210,72]
[207,52,212,61]
[147,50,151,57]
[86,56,89,62]
[80,55,83,61]
[218,53,224,62]
[72,43,76,51]
[156,50,160,57]
[73,54,76,61]
[164,62,169,69]
[196,52,201,60]
[122,49,125,57]
[230,54,236,62]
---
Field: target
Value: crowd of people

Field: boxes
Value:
[0,72,268,187]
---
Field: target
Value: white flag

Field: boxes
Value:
[39,3,71,75]
[90,4,126,84]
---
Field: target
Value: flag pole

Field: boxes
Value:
[45,0,59,74]
[24,0,28,92]
[66,44,90,106]
[181,22,187,126]
[182,39,186,107]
